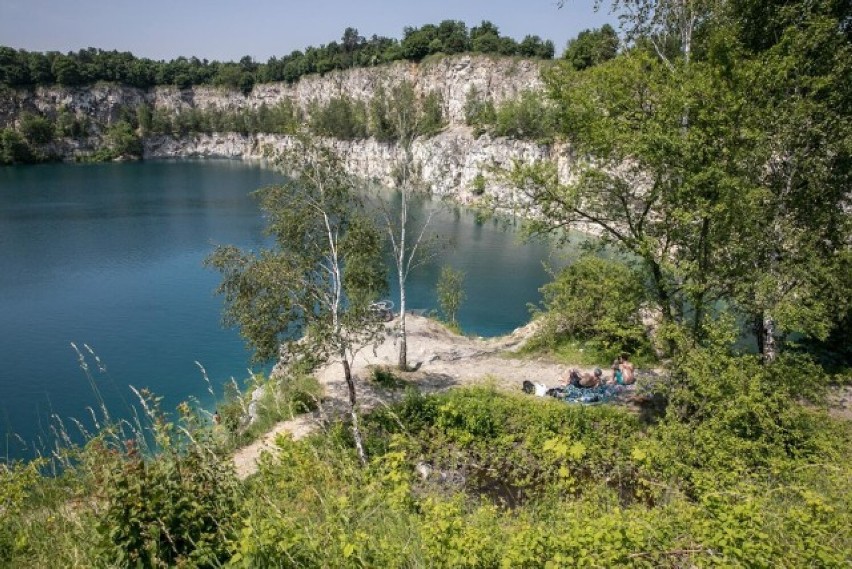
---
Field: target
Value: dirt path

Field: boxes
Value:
[233,315,582,478]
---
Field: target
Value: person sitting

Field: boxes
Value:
[563,368,602,388]
[611,356,624,385]
[620,355,636,385]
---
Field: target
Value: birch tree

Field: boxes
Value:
[206,140,386,463]
[373,81,441,371]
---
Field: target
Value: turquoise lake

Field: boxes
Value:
[0,160,566,459]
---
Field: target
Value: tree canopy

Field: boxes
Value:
[0,21,556,91]
[527,0,851,360]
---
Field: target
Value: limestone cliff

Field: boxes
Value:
[0,55,571,199]
[144,128,574,204]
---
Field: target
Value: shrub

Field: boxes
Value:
[437,265,466,327]
[95,400,240,568]
[369,365,406,389]
[217,370,323,449]
[470,172,486,196]
[464,87,496,136]
[0,128,33,164]
[418,90,446,136]
[493,90,558,142]
[369,82,445,141]
[532,255,650,359]
[104,120,142,158]
[309,96,368,139]
[18,112,54,144]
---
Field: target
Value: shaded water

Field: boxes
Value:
[0,160,565,459]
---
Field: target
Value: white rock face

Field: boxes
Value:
[1,55,571,200]
[1,55,543,129]
[143,128,575,202]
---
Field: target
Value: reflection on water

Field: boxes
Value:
[0,160,569,459]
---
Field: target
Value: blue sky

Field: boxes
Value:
[0,0,616,61]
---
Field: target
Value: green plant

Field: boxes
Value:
[493,90,557,142]
[369,365,406,389]
[530,255,651,359]
[95,398,240,568]
[18,112,54,144]
[309,96,368,139]
[470,172,486,196]
[463,86,496,137]
[436,265,466,327]
[217,371,323,449]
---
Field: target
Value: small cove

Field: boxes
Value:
[0,159,569,460]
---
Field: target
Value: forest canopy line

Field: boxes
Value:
[0,20,555,92]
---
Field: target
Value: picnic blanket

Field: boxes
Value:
[552,383,629,404]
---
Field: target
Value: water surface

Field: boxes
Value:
[0,160,563,459]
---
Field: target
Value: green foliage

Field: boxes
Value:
[369,365,406,389]
[206,139,386,364]
[470,172,486,196]
[95,402,240,567]
[0,22,555,91]
[89,119,142,161]
[136,103,153,135]
[494,90,558,141]
[0,460,43,564]
[527,0,851,361]
[228,384,851,567]
[531,256,651,358]
[54,107,89,138]
[464,87,496,137]
[419,90,446,136]
[309,96,368,139]
[17,112,54,144]
[368,82,445,142]
[0,128,33,164]
[217,371,323,449]
[3,374,850,568]
[563,24,619,70]
[437,265,466,326]
[465,89,558,142]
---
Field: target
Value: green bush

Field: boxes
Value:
[530,255,651,360]
[217,371,323,449]
[470,172,486,196]
[18,112,54,144]
[368,82,445,141]
[98,120,142,160]
[0,128,33,164]
[3,378,850,567]
[95,400,240,568]
[465,88,558,142]
[493,90,558,142]
[309,96,368,139]
[464,87,496,136]
[369,365,406,389]
[233,385,851,567]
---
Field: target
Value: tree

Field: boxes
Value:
[563,24,619,69]
[373,81,441,370]
[206,139,387,463]
[535,0,851,362]
[18,113,54,144]
[715,0,852,361]
[519,35,555,59]
[516,49,752,348]
[562,0,713,66]
[537,256,648,350]
[437,266,466,328]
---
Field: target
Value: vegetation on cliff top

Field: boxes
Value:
[0,20,554,93]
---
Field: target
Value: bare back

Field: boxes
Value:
[621,360,635,384]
